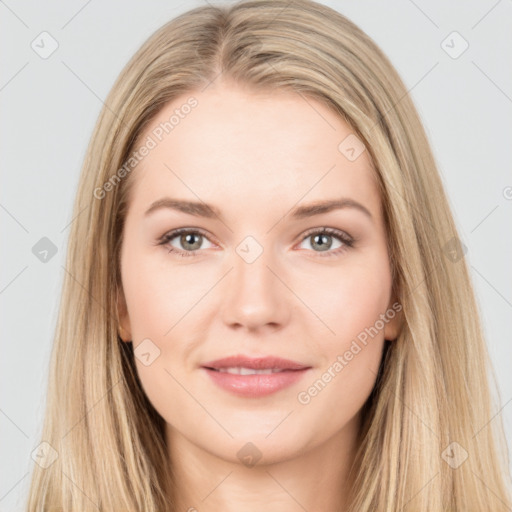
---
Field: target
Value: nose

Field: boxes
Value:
[220,243,291,332]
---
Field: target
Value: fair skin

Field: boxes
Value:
[117,79,400,512]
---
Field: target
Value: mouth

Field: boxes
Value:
[200,355,312,397]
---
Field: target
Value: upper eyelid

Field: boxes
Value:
[300,226,353,240]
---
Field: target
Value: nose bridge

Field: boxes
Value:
[234,243,274,294]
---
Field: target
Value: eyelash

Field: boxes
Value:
[156,227,355,259]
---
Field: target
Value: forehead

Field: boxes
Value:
[126,81,381,220]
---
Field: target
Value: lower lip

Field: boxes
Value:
[202,367,310,397]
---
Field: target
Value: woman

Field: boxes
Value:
[26,0,512,510]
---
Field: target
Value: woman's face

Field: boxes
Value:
[117,80,400,466]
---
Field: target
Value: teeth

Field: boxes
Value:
[216,367,284,375]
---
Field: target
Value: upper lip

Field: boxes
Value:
[201,355,311,371]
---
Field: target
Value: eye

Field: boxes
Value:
[157,228,215,257]
[157,226,355,259]
[297,227,354,258]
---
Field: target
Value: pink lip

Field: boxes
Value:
[200,355,312,397]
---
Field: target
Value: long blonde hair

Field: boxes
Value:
[26,0,512,510]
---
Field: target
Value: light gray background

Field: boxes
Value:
[1,0,511,509]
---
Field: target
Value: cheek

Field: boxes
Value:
[122,251,206,339]
[295,262,391,426]
[297,253,391,396]
[121,252,198,421]
[303,253,393,345]
[120,252,207,404]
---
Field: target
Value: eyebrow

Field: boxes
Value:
[144,197,373,221]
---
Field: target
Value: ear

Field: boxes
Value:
[117,287,132,342]
[383,293,402,341]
